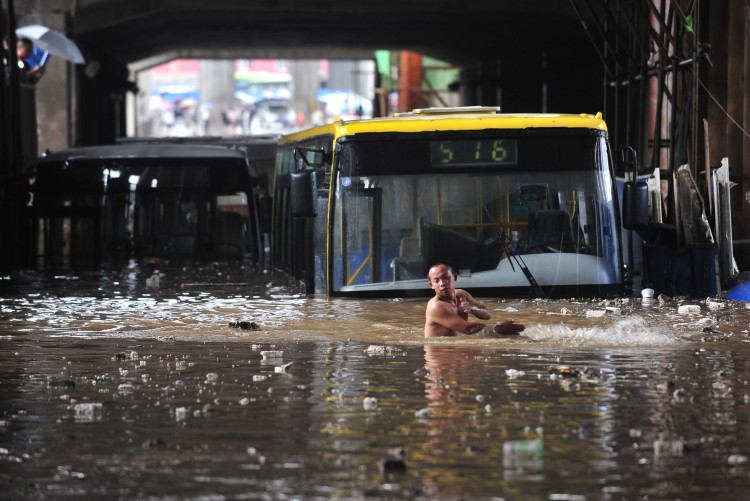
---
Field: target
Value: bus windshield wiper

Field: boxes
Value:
[483,205,547,299]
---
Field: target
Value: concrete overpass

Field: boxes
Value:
[72,0,583,64]
[21,0,602,146]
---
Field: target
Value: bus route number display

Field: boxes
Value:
[430,139,518,167]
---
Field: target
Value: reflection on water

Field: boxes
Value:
[1,266,750,499]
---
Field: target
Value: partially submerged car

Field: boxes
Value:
[27,143,265,268]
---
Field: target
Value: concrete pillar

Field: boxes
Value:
[398,51,422,112]
[16,0,69,152]
[199,59,235,135]
[329,61,374,99]
[327,60,375,118]
[290,60,320,126]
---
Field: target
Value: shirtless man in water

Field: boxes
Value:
[424,262,525,338]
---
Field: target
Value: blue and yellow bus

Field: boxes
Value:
[273,107,623,298]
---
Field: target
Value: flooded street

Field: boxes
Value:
[2,265,750,499]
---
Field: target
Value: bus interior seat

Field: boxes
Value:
[391,217,425,281]
[476,236,502,270]
[526,209,574,252]
[420,219,480,273]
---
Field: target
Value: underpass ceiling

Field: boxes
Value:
[73,0,590,66]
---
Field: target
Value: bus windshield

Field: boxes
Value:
[330,132,621,297]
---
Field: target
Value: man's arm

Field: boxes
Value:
[455,289,491,320]
[426,300,484,335]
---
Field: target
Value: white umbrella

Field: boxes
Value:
[16,25,85,64]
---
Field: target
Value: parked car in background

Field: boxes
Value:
[247,99,298,134]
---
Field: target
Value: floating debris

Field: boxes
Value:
[503,439,543,469]
[145,271,161,288]
[380,447,407,474]
[653,437,685,456]
[363,396,378,410]
[653,435,701,456]
[174,406,188,421]
[365,345,405,356]
[728,454,749,465]
[117,383,134,394]
[228,321,260,331]
[414,408,431,418]
[585,309,607,318]
[379,457,407,474]
[274,362,293,373]
[261,350,283,360]
[560,378,580,391]
[206,372,220,383]
[548,366,580,378]
[47,379,75,390]
[707,300,725,311]
[678,305,701,315]
[505,369,525,379]
[73,403,103,422]
[141,439,167,450]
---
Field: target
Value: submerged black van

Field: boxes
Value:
[27,143,265,268]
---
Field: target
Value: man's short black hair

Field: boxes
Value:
[428,261,458,278]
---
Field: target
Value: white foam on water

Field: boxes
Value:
[524,315,679,347]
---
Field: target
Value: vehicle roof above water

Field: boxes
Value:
[34,142,252,166]
[279,108,608,145]
[116,134,279,160]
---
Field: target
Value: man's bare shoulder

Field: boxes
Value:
[426,296,447,313]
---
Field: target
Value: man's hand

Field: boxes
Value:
[458,297,490,320]
[492,320,526,335]
[457,297,472,315]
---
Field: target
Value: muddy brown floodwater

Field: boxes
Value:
[1,264,750,499]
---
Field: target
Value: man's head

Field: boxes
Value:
[16,38,33,60]
[427,262,458,299]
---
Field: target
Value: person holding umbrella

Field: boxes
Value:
[12,25,86,85]
[16,37,44,84]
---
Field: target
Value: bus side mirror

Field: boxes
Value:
[294,146,326,168]
[622,180,648,229]
[291,170,317,217]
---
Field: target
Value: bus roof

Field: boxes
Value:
[279,108,607,145]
